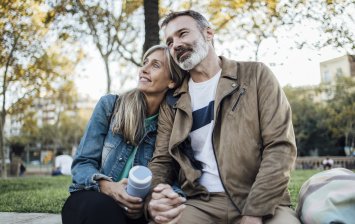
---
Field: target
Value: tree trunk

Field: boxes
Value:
[103,56,111,93]
[1,95,7,178]
[143,0,160,55]
[255,39,261,61]
[0,118,6,178]
[1,36,18,178]
[1,61,8,179]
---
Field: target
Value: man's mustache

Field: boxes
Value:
[175,45,193,61]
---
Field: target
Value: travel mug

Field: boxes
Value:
[126,165,152,198]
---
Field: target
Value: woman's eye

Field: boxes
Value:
[153,63,160,68]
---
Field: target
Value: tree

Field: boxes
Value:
[69,0,143,93]
[198,0,355,61]
[143,0,160,54]
[288,0,355,54]
[206,0,280,61]
[323,77,355,155]
[56,112,87,154]
[284,86,335,156]
[0,0,80,177]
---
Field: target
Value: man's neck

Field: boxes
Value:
[189,50,221,83]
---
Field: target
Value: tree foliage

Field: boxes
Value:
[284,76,355,156]
[198,0,355,60]
[323,77,355,154]
[0,0,81,177]
[52,0,144,93]
[284,86,335,156]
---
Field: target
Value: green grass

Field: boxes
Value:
[0,170,322,213]
[0,175,71,213]
[289,169,319,208]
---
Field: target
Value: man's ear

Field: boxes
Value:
[205,27,214,42]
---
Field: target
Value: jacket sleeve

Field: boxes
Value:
[144,102,177,219]
[243,63,297,216]
[149,102,177,187]
[70,95,116,192]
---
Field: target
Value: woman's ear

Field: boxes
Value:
[168,81,176,89]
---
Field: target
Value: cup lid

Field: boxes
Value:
[129,166,152,185]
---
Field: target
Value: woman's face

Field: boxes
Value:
[137,49,174,96]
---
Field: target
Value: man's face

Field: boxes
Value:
[164,16,209,70]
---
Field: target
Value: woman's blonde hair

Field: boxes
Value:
[111,45,185,145]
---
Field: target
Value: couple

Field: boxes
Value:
[62,10,299,224]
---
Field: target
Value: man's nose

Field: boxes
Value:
[172,38,183,51]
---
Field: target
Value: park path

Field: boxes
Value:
[0,212,61,224]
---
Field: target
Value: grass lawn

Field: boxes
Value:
[289,169,319,208]
[0,169,320,214]
[0,175,71,213]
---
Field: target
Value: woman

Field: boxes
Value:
[61,45,184,224]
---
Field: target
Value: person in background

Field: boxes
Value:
[61,44,185,224]
[322,157,334,170]
[19,160,26,176]
[52,151,73,176]
[147,10,300,224]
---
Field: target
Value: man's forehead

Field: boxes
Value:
[163,16,198,38]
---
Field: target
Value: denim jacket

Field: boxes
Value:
[69,94,157,192]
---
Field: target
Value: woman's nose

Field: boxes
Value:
[140,64,149,74]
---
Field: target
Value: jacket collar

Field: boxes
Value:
[145,116,158,133]
[219,55,238,81]
[176,56,238,93]
[166,56,239,107]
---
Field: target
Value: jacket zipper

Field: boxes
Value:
[231,88,245,111]
[211,85,242,214]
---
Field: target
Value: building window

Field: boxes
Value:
[335,68,344,78]
[323,70,331,83]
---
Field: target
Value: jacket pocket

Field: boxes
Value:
[101,143,115,165]
[231,88,246,111]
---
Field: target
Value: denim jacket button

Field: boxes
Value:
[126,141,130,145]
[119,157,123,161]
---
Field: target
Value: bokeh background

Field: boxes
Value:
[1,0,354,177]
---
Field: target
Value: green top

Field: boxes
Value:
[117,114,158,180]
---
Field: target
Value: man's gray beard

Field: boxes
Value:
[178,37,209,71]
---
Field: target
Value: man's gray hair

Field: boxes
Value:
[160,10,210,31]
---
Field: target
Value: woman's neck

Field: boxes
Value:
[145,94,165,116]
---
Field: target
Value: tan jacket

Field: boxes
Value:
[148,56,297,217]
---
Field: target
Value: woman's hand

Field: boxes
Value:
[99,179,143,216]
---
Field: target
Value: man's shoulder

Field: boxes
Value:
[235,60,268,71]
[221,56,265,67]
[220,56,270,78]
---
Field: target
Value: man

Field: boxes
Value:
[322,157,334,170]
[147,10,299,224]
[52,151,73,176]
